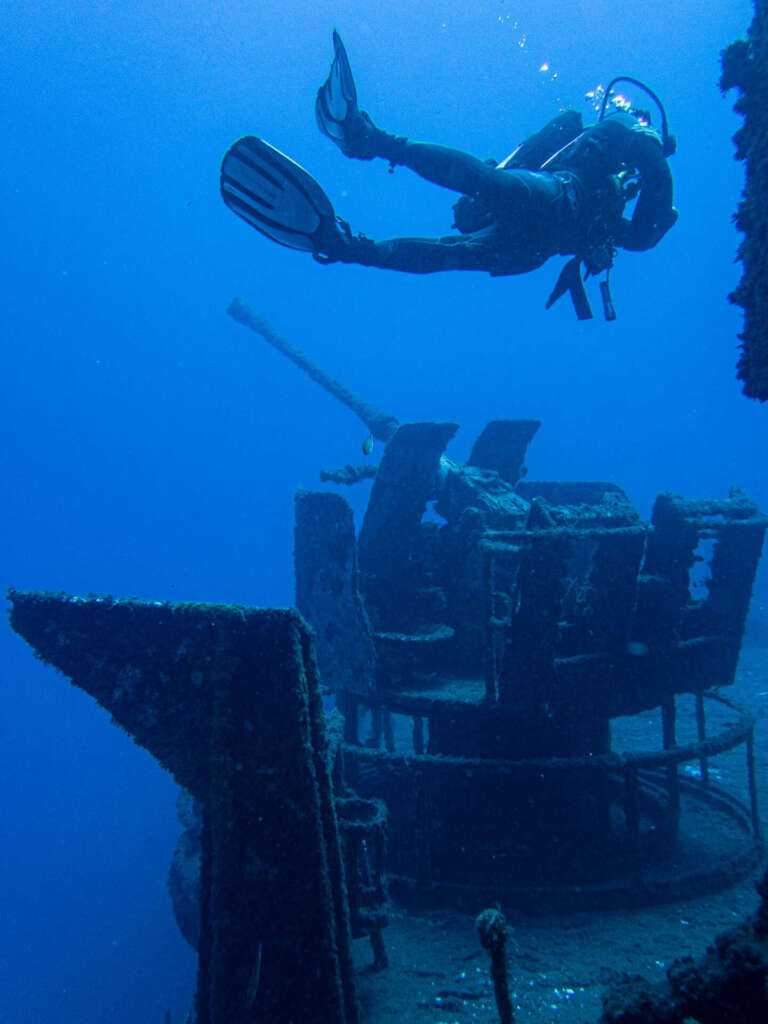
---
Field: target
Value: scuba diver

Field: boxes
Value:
[221,31,678,319]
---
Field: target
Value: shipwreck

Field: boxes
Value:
[8,300,768,1023]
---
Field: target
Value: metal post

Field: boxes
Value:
[747,730,762,841]
[413,716,425,755]
[661,697,680,838]
[482,546,497,702]
[623,762,640,847]
[383,711,395,753]
[695,692,709,786]
[339,691,360,745]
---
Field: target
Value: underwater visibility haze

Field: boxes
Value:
[1,1,766,1021]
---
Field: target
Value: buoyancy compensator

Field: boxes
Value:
[451,110,585,234]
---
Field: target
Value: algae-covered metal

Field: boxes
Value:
[8,592,359,1024]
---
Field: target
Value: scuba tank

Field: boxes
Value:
[452,110,584,233]
[496,109,584,169]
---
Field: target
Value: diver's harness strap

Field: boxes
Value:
[546,170,630,321]
[546,257,593,320]
[545,254,617,322]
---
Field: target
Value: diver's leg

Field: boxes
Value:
[316,33,529,206]
[350,127,536,215]
[316,225,497,273]
[387,139,520,198]
[315,166,574,274]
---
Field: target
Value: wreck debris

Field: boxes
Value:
[325,710,391,970]
[7,592,359,1024]
[294,490,377,701]
[476,908,514,1024]
[721,1,768,399]
[227,298,400,441]
[468,418,540,485]
[599,864,768,1023]
[320,463,379,486]
[168,790,202,951]
[337,796,390,970]
[358,421,460,631]
[166,713,392,978]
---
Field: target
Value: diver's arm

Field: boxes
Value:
[616,131,677,251]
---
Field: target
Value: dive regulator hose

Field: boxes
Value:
[598,76,676,157]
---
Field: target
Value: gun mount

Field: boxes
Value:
[296,418,767,909]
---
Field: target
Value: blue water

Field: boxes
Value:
[1,1,764,1021]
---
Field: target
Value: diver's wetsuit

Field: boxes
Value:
[325,111,676,277]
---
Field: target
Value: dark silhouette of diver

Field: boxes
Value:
[221,31,678,319]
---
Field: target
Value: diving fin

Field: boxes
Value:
[315,30,380,158]
[220,136,336,253]
[315,30,357,146]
